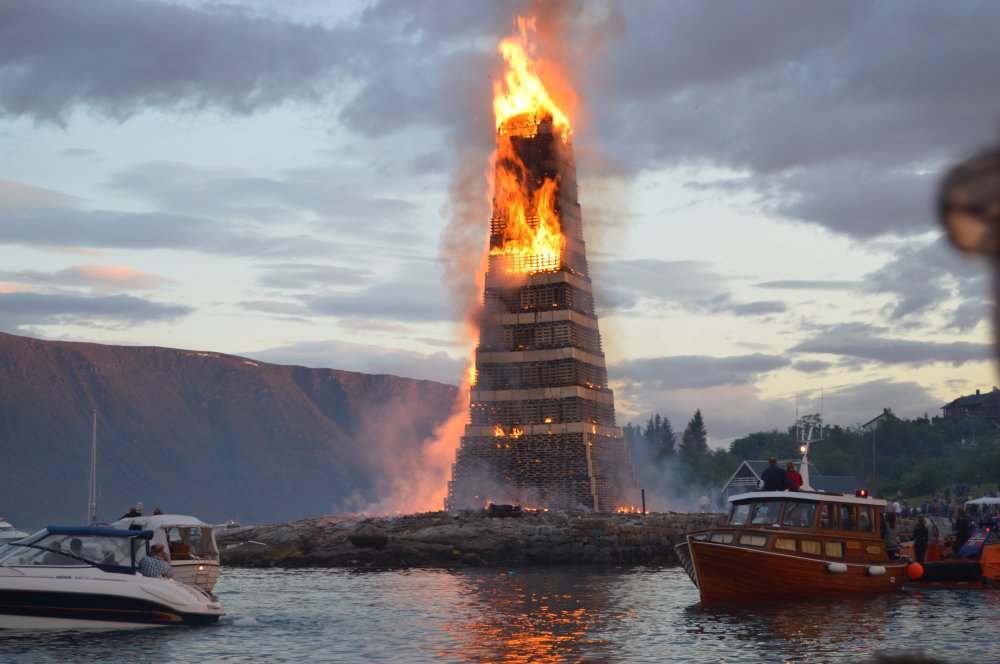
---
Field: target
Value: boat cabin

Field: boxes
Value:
[703,491,893,565]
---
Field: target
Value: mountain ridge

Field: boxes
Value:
[0,331,458,529]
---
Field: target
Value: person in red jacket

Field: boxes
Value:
[786,462,804,489]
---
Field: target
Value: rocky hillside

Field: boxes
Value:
[0,332,458,529]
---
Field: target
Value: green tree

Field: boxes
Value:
[680,409,708,458]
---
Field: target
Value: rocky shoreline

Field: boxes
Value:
[217,510,725,569]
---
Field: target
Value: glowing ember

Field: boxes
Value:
[489,16,570,275]
[494,424,505,437]
[510,427,524,439]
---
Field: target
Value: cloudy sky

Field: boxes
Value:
[2,0,1000,445]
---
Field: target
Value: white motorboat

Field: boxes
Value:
[109,514,220,593]
[0,518,29,545]
[0,526,224,629]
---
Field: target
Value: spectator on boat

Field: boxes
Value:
[883,512,900,560]
[42,541,74,565]
[760,457,798,491]
[69,538,85,559]
[912,517,929,563]
[139,544,173,578]
[785,462,803,489]
[952,507,972,553]
[153,507,163,515]
[120,502,143,519]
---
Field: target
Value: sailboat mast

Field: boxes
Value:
[88,410,98,525]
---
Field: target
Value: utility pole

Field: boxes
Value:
[872,427,876,481]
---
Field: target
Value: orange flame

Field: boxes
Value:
[493,17,571,135]
[489,16,571,276]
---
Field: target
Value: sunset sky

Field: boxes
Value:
[3,0,1000,445]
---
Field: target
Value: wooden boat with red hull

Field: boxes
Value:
[676,490,907,602]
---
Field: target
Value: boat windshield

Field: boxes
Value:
[165,526,218,560]
[0,532,141,570]
[729,503,752,525]
[750,500,782,525]
[783,501,816,527]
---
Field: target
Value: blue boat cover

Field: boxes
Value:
[44,525,153,539]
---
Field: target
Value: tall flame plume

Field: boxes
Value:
[490,17,571,275]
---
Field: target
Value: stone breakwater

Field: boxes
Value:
[218,511,725,569]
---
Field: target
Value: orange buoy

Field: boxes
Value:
[906,562,924,580]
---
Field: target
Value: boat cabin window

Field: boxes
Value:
[839,504,857,531]
[729,503,751,525]
[783,501,816,528]
[858,506,875,533]
[819,503,837,530]
[750,500,782,525]
[5,533,139,568]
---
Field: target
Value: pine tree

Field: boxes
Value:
[680,409,708,458]
[656,414,676,463]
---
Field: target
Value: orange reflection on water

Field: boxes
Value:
[439,571,619,663]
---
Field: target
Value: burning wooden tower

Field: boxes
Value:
[446,19,635,512]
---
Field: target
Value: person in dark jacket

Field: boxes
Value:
[952,506,972,553]
[912,516,929,562]
[760,457,798,491]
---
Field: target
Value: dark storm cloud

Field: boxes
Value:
[791,323,991,366]
[707,296,786,317]
[256,263,374,290]
[860,239,990,324]
[0,206,339,257]
[593,259,788,318]
[592,259,726,312]
[612,353,790,390]
[299,262,450,323]
[0,291,191,330]
[818,379,942,425]
[587,0,1000,238]
[757,279,860,291]
[791,360,834,373]
[0,0,362,123]
[105,161,420,225]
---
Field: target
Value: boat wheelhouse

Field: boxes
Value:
[109,514,220,593]
[677,490,907,602]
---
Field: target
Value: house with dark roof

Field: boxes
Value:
[941,387,1000,423]
[721,460,863,499]
[862,408,896,432]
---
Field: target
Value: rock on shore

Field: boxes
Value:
[218,510,725,569]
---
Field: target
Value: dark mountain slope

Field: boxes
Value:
[0,332,458,529]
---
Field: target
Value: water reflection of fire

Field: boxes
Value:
[441,569,619,663]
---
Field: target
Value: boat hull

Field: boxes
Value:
[683,537,906,602]
[0,588,221,629]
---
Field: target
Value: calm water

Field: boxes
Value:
[0,566,994,663]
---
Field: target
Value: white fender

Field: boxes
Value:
[826,562,848,574]
[867,566,886,576]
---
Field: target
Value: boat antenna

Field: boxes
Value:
[88,410,98,526]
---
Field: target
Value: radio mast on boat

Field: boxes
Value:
[87,410,98,526]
